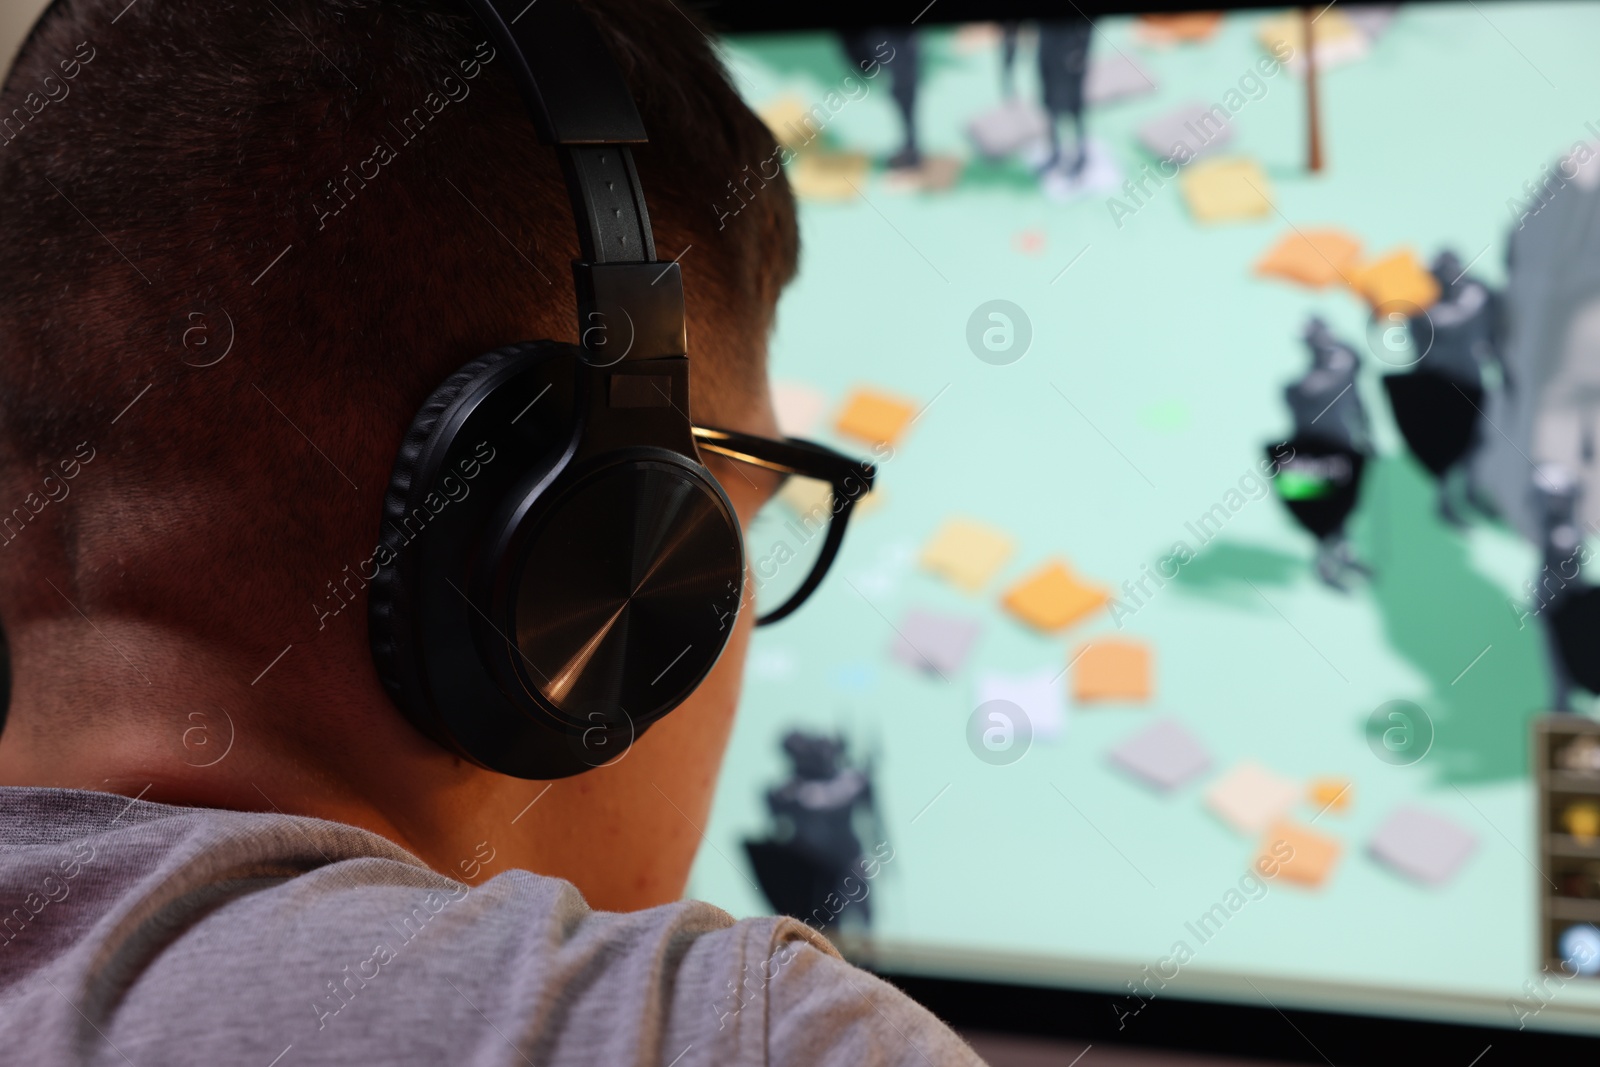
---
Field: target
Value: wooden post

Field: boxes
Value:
[1303,7,1323,172]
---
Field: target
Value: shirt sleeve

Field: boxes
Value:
[763,940,987,1067]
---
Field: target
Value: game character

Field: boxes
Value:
[999,20,1022,97]
[1533,463,1600,713]
[1383,249,1508,525]
[1470,144,1600,545]
[965,22,1050,165]
[1270,317,1374,590]
[744,730,879,931]
[1290,317,1373,454]
[1035,20,1093,179]
[1426,250,1508,389]
[840,28,921,170]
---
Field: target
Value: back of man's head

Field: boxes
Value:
[0,0,796,666]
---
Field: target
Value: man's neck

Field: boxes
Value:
[0,616,460,840]
[0,615,717,911]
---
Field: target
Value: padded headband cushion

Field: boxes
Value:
[367,344,538,719]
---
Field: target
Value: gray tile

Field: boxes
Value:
[1086,53,1158,105]
[1137,102,1234,163]
[1345,5,1399,41]
[1108,717,1212,791]
[1368,804,1478,886]
[890,607,982,678]
[967,98,1050,160]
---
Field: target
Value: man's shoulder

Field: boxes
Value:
[0,788,982,1065]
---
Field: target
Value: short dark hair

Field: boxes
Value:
[0,0,796,630]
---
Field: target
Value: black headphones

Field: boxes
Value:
[367,0,745,780]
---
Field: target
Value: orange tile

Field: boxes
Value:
[1254,228,1363,288]
[1308,777,1352,814]
[1073,639,1152,703]
[1001,560,1109,632]
[1137,11,1223,42]
[1259,820,1341,888]
[834,388,918,447]
[1348,248,1441,311]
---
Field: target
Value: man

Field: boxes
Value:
[0,1,984,1064]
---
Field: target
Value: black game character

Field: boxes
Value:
[1270,317,1375,591]
[744,730,879,932]
[1289,317,1373,454]
[1036,21,1093,179]
[840,29,921,170]
[1534,464,1600,713]
[999,21,1022,98]
[1383,249,1508,526]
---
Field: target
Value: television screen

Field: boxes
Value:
[692,3,1600,1038]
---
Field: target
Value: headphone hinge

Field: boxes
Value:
[574,261,687,363]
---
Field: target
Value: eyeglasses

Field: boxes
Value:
[692,425,877,626]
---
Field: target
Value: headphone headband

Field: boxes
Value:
[368,0,737,778]
[464,0,686,360]
[463,0,648,145]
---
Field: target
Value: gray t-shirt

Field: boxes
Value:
[0,787,982,1066]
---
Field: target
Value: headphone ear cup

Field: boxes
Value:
[368,340,744,779]
[367,343,549,724]
[487,452,745,739]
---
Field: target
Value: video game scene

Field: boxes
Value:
[690,2,1600,1034]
